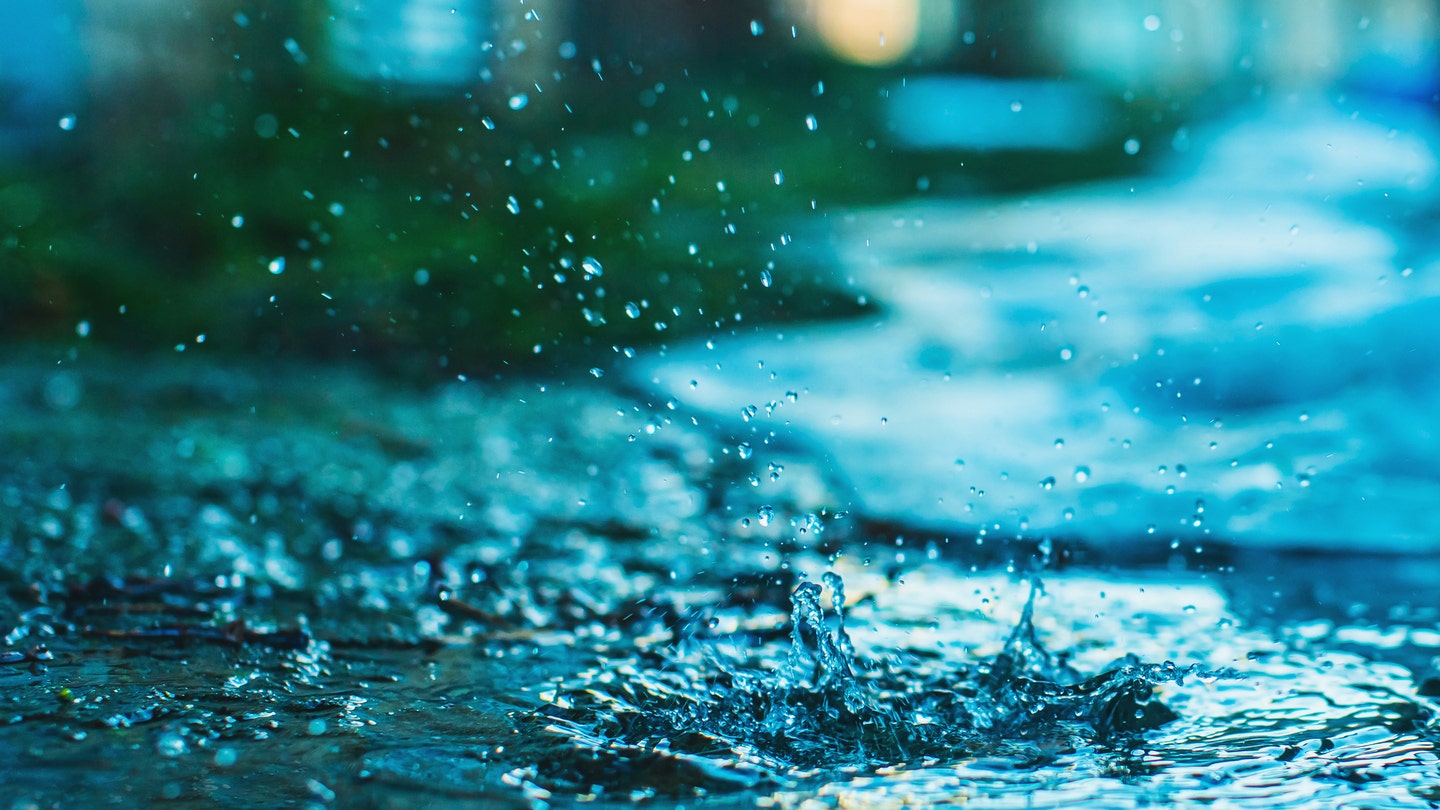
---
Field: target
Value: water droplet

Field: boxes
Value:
[1097,311,1108,322]
[1059,347,1074,361]
[1124,138,1141,155]
[738,442,754,460]
[75,321,90,338]
[156,732,188,757]
[58,115,76,131]
[231,215,245,228]
[760,270,773,288]
[805,114,818,131]
[750,19,764,35]
[1054,438,1065,449]
[283,38,308,65]
[508,93,529,110]
[253,113,279,138]
[1073,466,1091,483]
[1039,476,1056,490]
[481,116,496,130]
[625,302,641,319]
[1077,285,1090,298]
[581,256,603,278]
[773,170,785,185]
[757,505,775,526]
[1010,100,1023,112]
[328,202,345,216]
[506,196,520,215]
[1143,14,1162,31]
[268,256,286,275]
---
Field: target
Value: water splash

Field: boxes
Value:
[533,574,1238,793]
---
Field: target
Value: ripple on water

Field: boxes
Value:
[527,566,1438,808]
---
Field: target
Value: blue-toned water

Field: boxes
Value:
[639,95,1440,554]
[520,558,1437,807]
[4,97,1440,808]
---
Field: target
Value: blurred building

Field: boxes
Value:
[777,0,1437,99]
[1,0,1436,156]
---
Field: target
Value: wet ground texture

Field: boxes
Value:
[2,348,1438,808]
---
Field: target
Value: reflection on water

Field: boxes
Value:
[0,354,1436,807]
[640,95,1440,553]
[535,567,1436,807]
[5,559,1433,807]
[4,2,1440,809]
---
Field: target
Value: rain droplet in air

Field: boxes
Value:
[1074,466,1091,483]
[268,257,286,275]
[581,256,603,278]
[1124,138,1141,155]
[625,302,641,319]
[58,115,76,131]
[757,505,775,526]
[508,93,529,110]
[760,270,773,287]
[805,114,818,131]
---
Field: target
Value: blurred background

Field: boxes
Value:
[4,0,1435,373]
[8,7,1440,804]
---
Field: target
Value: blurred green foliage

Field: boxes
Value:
[0,3,1176,376]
